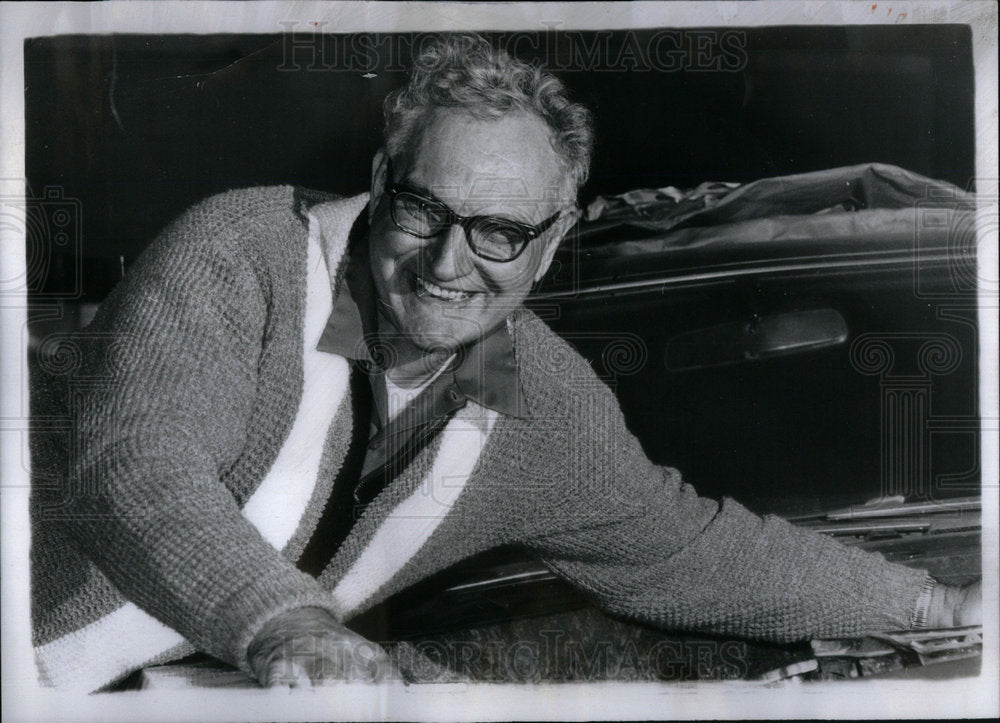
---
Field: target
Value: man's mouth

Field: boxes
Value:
[415,275,474,302]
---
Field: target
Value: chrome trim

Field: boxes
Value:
[534,252,955,300]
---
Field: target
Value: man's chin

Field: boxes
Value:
[407,332,472,355]
[400,316,499,353]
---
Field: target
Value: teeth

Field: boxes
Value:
[417,276,472,301]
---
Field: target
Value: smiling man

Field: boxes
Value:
[31,34,979,691]
[366,107,575,382]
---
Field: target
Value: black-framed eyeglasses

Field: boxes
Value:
[385,160,563,263]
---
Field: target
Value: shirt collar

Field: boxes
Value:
[309,195,529,420]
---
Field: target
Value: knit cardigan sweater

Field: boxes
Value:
[31,187,929,692]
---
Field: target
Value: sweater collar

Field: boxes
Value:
[301,189,529,420]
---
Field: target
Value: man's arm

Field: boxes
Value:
[526,492,944,642]
[56,193,347,676]
[509,310,979,642]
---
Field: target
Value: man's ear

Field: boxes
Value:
[369,149,389,221]
[533,208,580,283]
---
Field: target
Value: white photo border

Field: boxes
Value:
[2,2,997,720]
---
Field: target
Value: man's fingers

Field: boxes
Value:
[264,659,311,688]
[266,636,396,685]
[311,635,394,683]
[928,579,983,628]
[248,608,398,686]
[350,640,394,682]
[956,579,982,627]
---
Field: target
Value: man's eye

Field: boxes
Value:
[474,221,523,253]
[398,195,421,214]
[398,195,447,228]
[423,205,452,226]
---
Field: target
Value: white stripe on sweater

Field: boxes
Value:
[331,404,499,616]
[34,604,188,691]
[33,404,496,691]
[241,217,349,548]
[34,201,358,691]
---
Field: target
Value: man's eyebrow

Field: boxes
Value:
[397,176,543,226]
[395,175,442,201]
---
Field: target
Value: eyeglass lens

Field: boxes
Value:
[392,192,527,261]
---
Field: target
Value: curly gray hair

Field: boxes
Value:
[383,34,594,196]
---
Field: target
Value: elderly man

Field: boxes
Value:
[31,35,979,691]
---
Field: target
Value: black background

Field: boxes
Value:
[25,26,974,301]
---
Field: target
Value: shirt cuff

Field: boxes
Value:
[909,575,937,629]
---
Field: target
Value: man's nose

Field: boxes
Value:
[422,223,475,281]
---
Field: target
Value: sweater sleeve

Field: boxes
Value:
[60,192,338,672]
[511,312,929,643]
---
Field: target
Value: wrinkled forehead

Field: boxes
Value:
[400,108,569,213]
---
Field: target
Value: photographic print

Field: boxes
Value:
[2,2,997,720]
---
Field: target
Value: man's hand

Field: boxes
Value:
[928,579,982,628]
[247,607,394,687]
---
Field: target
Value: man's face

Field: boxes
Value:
[368,108,571,355]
